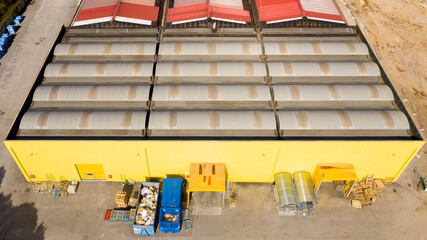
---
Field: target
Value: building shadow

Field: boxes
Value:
[0,166,46,240]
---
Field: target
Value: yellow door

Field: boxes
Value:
[76,164,106,180]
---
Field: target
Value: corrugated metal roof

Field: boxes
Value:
[54,43,157,56]
[155,62,266,84]
[255,0,344,24]
[158,42,262,61]
[32,85,150,109]
[299,0,344,24]
[34,85,150,101]
[12,22,415,139]
[152,85,271,109]
[268,62,381,84]
[73,0,159,26]
[278,110,410,137]
[256,0,304,23]
[210,0,251,24]
[115,0,159,25]
[167,0,250,24]
[44,63,154,77]
[168,2,210,24]
[73,0,118,26]
[264,42,368,56]
[149,110,276,137]
[18,111,147,136]
[273,85,395,109]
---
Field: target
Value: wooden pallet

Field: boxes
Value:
[114,191,129,208]
[366,174,374,188]
[384,177,394,184]
[351,200,362,209]
[364,188,377,199]
[374,179,385,191]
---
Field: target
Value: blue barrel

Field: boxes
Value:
[14,16,23,24]
[7,25,17,34]
[0,43,8,51]
[0,38,9,44]
[2,34,10,41]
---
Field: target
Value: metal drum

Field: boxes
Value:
[293,171,316,203]
[274,172,297,207]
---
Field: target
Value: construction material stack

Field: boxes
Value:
[159,178,183,234]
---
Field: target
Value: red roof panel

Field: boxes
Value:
[304,11,344,23]
[257,0,303,23]
[168,3,210,23]
[168,1,251,24]
[75,5,116,23]
[116,2,159,23]
[256,0,344,24]
[210,5,251,23]
[74,0,159,26]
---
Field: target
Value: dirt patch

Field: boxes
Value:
[344,0,427,136]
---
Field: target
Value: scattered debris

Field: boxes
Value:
[128,191,139,207]
[182,209,192,231]
[32,180,73,198]
[347,175,385,208]
[67,180,79,194]
[417,177,427,191]
[230,191,238,208]
[135,184,158,226]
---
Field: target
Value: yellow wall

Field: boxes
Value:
[3,140,424,183]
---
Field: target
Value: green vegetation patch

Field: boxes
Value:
[0,0,21,26]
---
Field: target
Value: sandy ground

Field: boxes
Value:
[336,0,427,202]
[341,0,427,135]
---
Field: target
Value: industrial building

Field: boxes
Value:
[3,0,424,192]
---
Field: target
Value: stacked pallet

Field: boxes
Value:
[348,175,386,208]
[115,191,129,208]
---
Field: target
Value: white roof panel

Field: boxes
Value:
[44,63,154,77]
[33,85,150,102]
[54,43,157,56]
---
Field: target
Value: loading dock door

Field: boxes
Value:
[76,164,106,180]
